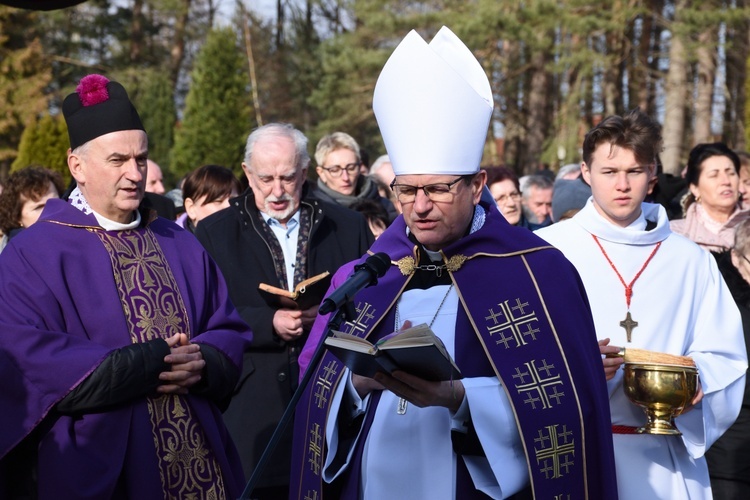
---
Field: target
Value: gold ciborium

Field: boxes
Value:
[623,363,699,435]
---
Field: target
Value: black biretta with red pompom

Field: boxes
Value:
[62,74,145,150]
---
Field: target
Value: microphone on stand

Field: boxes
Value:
[319,252,391,315]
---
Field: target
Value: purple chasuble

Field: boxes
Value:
[0,199,253,499]
[290,202,617,499]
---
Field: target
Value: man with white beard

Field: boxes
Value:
[195,123,374,498]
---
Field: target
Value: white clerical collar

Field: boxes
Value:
[92,210,141,230]
[69,186,141,230]
[576,199,669,245]
[424,247,442,262]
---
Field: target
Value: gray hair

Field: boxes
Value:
[369,155,391,175]
[244,123,310,172]
[522,174,554,200]
[556,163,581,181]
[71,140,92,158]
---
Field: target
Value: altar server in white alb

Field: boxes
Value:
[537,108,747,499]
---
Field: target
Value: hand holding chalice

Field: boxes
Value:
[612,347,699,435]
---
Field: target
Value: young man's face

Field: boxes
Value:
[582,142,655,228]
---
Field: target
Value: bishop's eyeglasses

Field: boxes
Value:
[389,176,467,204]
[320,163,360,177]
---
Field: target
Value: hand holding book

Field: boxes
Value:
[258,271,331,310]
[374,369,465,412]
[324,323,462,382]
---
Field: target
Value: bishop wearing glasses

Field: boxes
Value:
[291,26,618,499]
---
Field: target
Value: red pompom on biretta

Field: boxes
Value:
[63,73,144,150]
[76,74,110,107]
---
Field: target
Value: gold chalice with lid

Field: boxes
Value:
[622,362,699,435]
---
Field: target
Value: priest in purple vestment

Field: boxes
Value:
[0,74,253,499]
[289,27,618,499]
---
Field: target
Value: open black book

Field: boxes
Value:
[324,323,462,381]
[258,271,331,310]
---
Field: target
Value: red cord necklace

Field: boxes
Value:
[591,235,662,342]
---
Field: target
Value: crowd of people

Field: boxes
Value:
[0,25,748,500]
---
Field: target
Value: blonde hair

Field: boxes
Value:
[314,132,360,167]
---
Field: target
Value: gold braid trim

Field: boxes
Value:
[393,244,557,276]
[445,254,467,272]
[394,254,468,275]
[396,256,417,275]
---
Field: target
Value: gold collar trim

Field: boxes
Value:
[396,254,467,276]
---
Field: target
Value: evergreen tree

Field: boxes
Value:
[11,114,70,184]
[170,27,252,178]
[0,7,51,180]
[123,68,176,173]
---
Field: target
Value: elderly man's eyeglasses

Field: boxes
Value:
[389,176,466,204]
[495,191,522,204]
[321,163,359,177]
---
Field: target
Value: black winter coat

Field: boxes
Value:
[195,184,374,488]
[706,251,750,490]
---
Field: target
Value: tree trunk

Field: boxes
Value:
[645,0,665,116]
[500,38,522,171]
[524,47,551,173]
[662,18,688,175]
[242,9,263,126]
[276,0,284,49]
[633,2,658,113]
[206,0,216,27]
[129,0,143,63]
[693,27,716,145]
[603,31,624,116]
[169,0,191,88]
[724,0,749,149]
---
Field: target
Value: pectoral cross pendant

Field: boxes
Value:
[620,311,638,343]
[397,397,408,415]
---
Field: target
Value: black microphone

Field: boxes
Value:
[318,252,391,315]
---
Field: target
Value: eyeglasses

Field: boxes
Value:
[495,191,522,204]
[320,163,360,177]
[389,176,466,204]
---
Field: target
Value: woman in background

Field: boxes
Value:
[671,143,749,253]
[485,165,526,226]
[177,164,242,233]
[0,166,64,253]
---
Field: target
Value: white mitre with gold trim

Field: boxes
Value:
[373,26,493,176]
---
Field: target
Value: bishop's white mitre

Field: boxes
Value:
[373,26,494,176]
